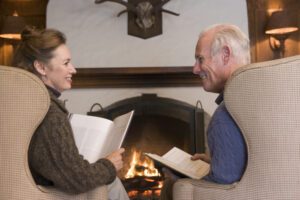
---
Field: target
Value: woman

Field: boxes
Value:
[12,26,129,200]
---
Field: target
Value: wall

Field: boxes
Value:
[47,0,248,116]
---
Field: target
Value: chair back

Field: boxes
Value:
[0,65,50,199]
[0,65,107,199]
[173,55,300,200]
[224,55,300,199]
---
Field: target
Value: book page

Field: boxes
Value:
[145,147,210,179]
[70,114,113,163]
[100,110,134,157]
[163,147,207,174]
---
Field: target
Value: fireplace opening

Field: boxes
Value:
[88,94,205,199]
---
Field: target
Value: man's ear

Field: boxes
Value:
[222,46,231,65]
[33,60,46,76]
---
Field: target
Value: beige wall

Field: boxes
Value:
[47,0,248,116]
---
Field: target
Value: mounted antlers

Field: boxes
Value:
[95,0,137,17]
[95,0,180,39]
[154,0,180,16]
[95,0,179,17]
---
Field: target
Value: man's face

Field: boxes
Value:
[193,34,229,93]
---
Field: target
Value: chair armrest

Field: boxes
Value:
[173,178,237,200]
[37,185,108,200]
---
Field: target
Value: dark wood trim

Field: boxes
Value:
[246,0,300,62]
[72,67,202,88]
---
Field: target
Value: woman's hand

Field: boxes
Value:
[106,148,125,171]
[191,153,211,163]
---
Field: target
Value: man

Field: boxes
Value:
[160,23,250,199]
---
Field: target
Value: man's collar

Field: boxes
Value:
[215,92,224,105]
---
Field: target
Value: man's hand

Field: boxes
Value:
[106,148,125,171]
[191,153,211,163]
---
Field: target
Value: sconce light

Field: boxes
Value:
[265,10,298,58]
[0,11,26,40]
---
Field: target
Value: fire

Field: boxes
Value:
[125,150,161,179]
[123,149,163,198]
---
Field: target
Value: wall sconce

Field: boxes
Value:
[265,10,298,58]
[0,11,26,40]
[0,11,26,66]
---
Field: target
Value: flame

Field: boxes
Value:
[125,150,161,179]
[124,149,163,198]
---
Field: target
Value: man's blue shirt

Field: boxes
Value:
[204,94,247,184]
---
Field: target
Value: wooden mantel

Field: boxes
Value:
[72,67,202,88]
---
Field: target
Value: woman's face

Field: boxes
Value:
[42,44,76,93]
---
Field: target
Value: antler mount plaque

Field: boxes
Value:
[95,0,179,39]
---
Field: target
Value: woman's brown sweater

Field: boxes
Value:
[28,88,116,194]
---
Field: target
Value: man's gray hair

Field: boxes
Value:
[200,24,250,66]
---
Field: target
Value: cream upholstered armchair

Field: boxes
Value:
[0,65,107,200]
[173,55,300,200]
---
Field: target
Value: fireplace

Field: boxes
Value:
[88,93,205,199]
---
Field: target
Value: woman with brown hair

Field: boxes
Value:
[12,26,129,200]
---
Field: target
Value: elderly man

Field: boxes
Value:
[161,24,250,199]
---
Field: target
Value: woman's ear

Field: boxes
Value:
[222,46,231,65]
[33,60,46,76]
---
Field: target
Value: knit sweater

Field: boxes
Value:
[28,87,116,194]
[204,94,247,184]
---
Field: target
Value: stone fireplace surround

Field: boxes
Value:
[87,93,206,179]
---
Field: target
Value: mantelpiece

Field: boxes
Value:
[72,66,202,88]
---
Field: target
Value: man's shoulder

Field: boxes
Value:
[210,102,238,129]
[214,103,230,118]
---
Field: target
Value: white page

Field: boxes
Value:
[100,111,134,157]
[163,147,208,175]
[70,114,113,163]
[145,147,210,179]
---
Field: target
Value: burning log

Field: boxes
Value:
[123,149,163,199]
[122,176,163,191]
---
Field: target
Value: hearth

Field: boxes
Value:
[88,93,205,199]
[123,150,163,199]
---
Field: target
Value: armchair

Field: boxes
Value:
[0,65,107,199]
[173,55,300,199]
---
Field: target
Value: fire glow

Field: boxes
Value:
[124,150,163,199]
[125,150,161,178]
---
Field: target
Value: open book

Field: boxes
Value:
[145,147,210,179]
[70,110,134,163]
